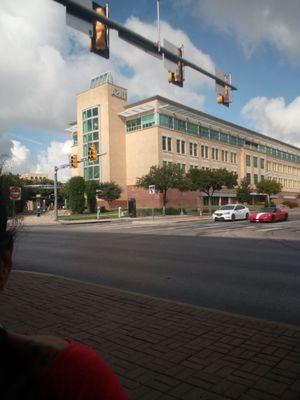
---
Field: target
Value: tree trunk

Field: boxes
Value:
[208,196,212,215]
[162,190,167,215]
[198,192,203,216]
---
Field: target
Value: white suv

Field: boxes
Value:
[212,204,250,221]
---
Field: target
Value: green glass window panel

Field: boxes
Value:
[266,147,271,155]
[159,114,173,129]
[238,138,245,147]
[229,135,237,146]
[88,133,93,142]
[84,168,88,180]
[73,133,78,146]
[253,157,258,168]
[83,135,88,143]
[93,131,99,141]
[83,111,87,120]
[92,118,99,130]
[210,130,219,141]
[93,107,98,116]
[94,166,99,179]
[259,145,266,153]
[260,159,265,169]
[220,132,229,143]
[83,121,87,133]
[83,144,88,157]
[142,114,155,128]
[200,127,209,138]
[174,118,186,132]
[187,122,198,135]
[87,109,92,118]
[86,119,92,132]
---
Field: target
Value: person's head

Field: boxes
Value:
[0,176,14,290]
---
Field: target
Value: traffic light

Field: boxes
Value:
[70,154,78,168]
[88,144,98,162]
[90,2,109,59]
[216,73,231,107]
[168,47,184,87]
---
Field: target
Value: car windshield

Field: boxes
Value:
[260,207,276,212]
[219,205,235,210]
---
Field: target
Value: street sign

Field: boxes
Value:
[9,186,22,201]
[149,185,155,195]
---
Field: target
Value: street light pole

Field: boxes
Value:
[54,166,58,221]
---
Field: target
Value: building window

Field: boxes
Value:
[181,140,185,154]
[83,107,100,181]
[261,175,265,181]
[260,158,265,170]
[176,139,180,154]
[126,117,141,132]
[253,157,258,168]
[254,174,258,184]
[73,133,78,146]
[141,114,155,128]
[221,150,228,162]
[167,137,172,152]
[162,136,167,151]
[212,148,219,161]
[194,143,198,157]
[230,152,237,164]
[189,142,193,156]
[246,173,251,185]
[212,148,215,160]
[246,155,251,167]
[201,145,208,159]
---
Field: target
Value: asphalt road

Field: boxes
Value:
[13,214,300,326]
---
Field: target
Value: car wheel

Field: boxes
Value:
[245,213,249,220]
[231,213,236,221]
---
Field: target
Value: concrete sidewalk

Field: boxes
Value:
[1,271,300,400]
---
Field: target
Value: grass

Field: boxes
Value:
[59,211,128,221]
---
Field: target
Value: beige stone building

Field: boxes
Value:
[20,173,49,181]
[69,72,300,207]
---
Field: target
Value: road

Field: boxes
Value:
[14,213,300,326]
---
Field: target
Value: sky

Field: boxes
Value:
[0,0,300,181]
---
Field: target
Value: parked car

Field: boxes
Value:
[249,207,288,223]
[212,204,250,221]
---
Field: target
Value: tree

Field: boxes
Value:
[188,168,238,214]
[85,180,99,213]
[177,173,193,215]
[97,182,122,209]
[136,164,183,215]
[256,179,282,205]
[66,177,85,214]
[236,177,251,204]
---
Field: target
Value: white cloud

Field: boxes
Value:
[36,140,73,181]
[0,0,215,175]
[242,96,300,147]
[178,0,300,63]
[5,140,34,174]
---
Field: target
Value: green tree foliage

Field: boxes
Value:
[0,173,25,216]
[66,177,85,213]
[236,177,252,204]
[188,168,238,214]
[97,182,122,209]
[85,180,99,213]
[136,164,183,214]
[256,179,282,205]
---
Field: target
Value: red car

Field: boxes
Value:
[249,207,288,223]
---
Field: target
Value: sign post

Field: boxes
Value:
[9,187,22,218]
[149,185,155,220]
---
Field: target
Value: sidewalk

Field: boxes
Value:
[22,213,210,226]
[1,271,300,400]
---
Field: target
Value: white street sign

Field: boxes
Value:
[149,185,156,195]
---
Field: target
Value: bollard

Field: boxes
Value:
[97,206,100,220]
[118,206,122,218]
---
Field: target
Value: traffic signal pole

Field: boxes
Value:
[53,0,237,91]
[54,166,58,221]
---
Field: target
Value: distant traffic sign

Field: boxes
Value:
[149,185,155,195]
[9,186,22,201]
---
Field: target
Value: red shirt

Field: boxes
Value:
[36,340,130,400]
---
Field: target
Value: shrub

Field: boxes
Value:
[66,177,85,214]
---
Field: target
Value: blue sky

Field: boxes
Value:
[0,0,299,179]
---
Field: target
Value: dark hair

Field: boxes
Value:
[0,175,15,261]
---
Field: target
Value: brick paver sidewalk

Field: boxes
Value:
[1,271,300,400]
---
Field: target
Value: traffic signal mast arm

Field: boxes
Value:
[53,0,237,92]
